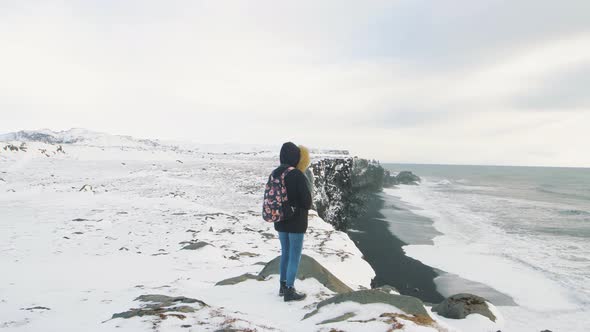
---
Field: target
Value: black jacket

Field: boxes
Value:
[272,165,312,233]
[271,142,312,233]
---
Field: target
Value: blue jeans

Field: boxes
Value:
[278,232,304,288]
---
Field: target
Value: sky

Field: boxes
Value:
[1,0,589,167]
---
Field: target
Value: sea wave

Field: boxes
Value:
[536,186,590,201]
[558,209,590,216]
[387,182,590,311]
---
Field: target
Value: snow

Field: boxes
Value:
[0,130,501,331]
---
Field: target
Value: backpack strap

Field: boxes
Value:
[281,166,295,180]
[280,167,295,188]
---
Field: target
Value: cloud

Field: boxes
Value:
[0,1,588,166]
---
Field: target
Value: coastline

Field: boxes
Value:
[346,191,445,304]
[347,189,518,307]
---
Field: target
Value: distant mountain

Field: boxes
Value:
[0,128,161,148]
[0,128,350,157]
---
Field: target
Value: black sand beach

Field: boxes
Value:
[347,192,445,304]
[348,190,517,306]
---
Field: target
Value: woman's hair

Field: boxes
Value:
[297,145,311,172]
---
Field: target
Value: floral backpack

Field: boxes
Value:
[262,166,295,222]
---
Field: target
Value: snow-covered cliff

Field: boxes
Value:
[310,158,389,230]
[0,129,502,332]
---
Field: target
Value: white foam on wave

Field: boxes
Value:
[384,180,590,332]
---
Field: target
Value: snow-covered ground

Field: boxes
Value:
[0,130,502,331]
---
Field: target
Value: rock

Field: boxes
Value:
[215,273,265,286]
[318,312,356,325]
[79,184,93,192]
[376,284,399,294]
[383,170,399,187]
[395,171,421,185]
[432,293,496,322]
[72,218,88,222]
[259,254,353,294]
[135,295,205,305]
[21,306,51,311]
[181,241,210,250]
[111,295,207,320]
[311,157,390,230]
[237,252,259,257]
[3,144,21,152]
[380,312,434,328]
[310,158,353,230]
[303,289,429,320]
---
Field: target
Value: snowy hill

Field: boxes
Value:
[0,129,502,331]
[0,128,161,147]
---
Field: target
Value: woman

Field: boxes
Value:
[272,142,312,302]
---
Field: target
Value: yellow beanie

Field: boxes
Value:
[297,145,311,172]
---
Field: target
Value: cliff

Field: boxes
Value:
[309,158,382,230]
[309,157,420,230]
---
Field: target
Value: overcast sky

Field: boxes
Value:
[1,1,589,167]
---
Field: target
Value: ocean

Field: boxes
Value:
[382,164,590,331]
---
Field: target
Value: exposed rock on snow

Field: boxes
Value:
[215,273,265,286]
[317,311,356,325]
[111,295,207,319]
[432,293,496,322]
[259,254,353,294]
[180,241,211,250]
[3,144,22,152]
[303,289,430,320]
[21,306,51,312]
[78,184,93,192]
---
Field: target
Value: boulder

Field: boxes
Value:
[383,170,399,187]
[375,284,400,294]
[303,289,429,320]
[259,254,353,294]
[395,171,421,185]
[432,293,496,322]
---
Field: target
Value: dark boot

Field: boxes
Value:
[279,281,287,296]
[284,287,306,302]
